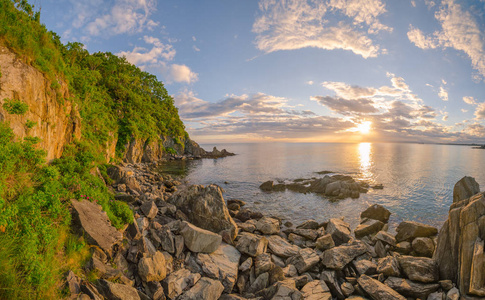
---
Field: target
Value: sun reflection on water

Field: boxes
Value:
[358,142,374,182]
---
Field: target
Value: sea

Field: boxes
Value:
[160,142,485,231]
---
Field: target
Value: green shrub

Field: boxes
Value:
[166,147,177,155]
[25,119,37,129]
[3,98,29,115]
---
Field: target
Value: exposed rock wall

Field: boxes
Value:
[0,45,81,161]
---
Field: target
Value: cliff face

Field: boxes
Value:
[0,45,81,161]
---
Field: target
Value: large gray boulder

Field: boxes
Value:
[360,204,391,223]
[196,243,241,293]
[70,199,123,257]
[180,222,222,253]
[179,277,224,300]
[138,251,167,282]
[321,243,367,270]
[235,232,268,257]
[162,269,201,300]
[96,279,140,300]
[384,277,439,299]
[354,219,385,239]
[266,235,301,258]
[287,248,320,273]
[398,256,438,283]
[255,217,280,235]
[453,176,480,203]
[326,218,352,246]
[357,274,406,300]
[395,221,438,242]
[169,185,238,242]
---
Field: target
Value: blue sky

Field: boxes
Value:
[40,0,485,143]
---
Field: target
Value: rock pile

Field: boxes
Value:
[65,171,484,300]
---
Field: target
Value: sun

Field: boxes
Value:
[355,121,372,134]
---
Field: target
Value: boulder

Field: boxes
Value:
[374,231,396,247]
[469,238,485,296]
[435,190,485,296]
[169,185,238,242]
[260,180,274,191]
[179,277,224,300]
[239,257,252,273]
[301,280,332,300]
[446,287,459,300]
[354,219,385,239]
[398,256,438,283]
[235,232,268,257]
[395,221,438,242]
[384,277,439,299]
[196,243,241,293]
[255,217,280,235]
[290,228,318,240]
[376,256,400,277]
[412,237,435,257]
[180,222,222,253]
[96,279,140,300]
[321,270,345,300]
[453,176,480,203]
[297,219,320,230]
[162,269,201,300]
[360,204,391,223]
[357,274,406,300]
[70,199,123,257]
[255,253,274,277]
[247,272,269,294]
[326,218,352,246]
[266,235,300,258]
[315,234,335,251]
[353,259,377,276]
[268,279,304,299]
[395,241,411,255]
[138,251,167,282]
[341,282,355,297]
[321,243,367,270]
[140,201,158,219]
[428,291,445,300]
[287,248,320,274]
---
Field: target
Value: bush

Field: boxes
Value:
[25,119,37,129]
[3,98,29,115]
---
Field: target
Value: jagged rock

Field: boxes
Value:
[360,204,391,223]
[470,238,485,296]
[138,251,167,282]
[439,280,453,291]
[96,279,140,300]
[428,291,445,300]
[255,253,274,276]
[316,234,335,251]
[162,269,201,300]
[376,256,400,277]
[353,259,377,276]
[374,231,396,247]
[446,287,459,300]
[180,221,222,253]
[288,233,306,247]
[267,279,303,300]
[341,282,355,297]
[357,274,406,300]
[169,184,238,242]
[384,277,439,299]
[179,277,224,300]
[283,264,298,277]
[355,219,385,239]
[297,220,320,230]
[287,248,320,273]
[271,254,285,268]
[266,235,300,258]
[236,232,268,257]
[412,237,435,257]
[395,241,411,254]
[453,176,480,203]
[239,257,253,272]
[327,218,352,246]
[398,256,438,283]
[141,200,158,219]
[321,243,367,270]
[395,221,438,242]
[255,217,280,235]
[65,270,81,296]
[70,199,123,257]
[321,270,345,300]
[248,272,269,294]
[375,240,388,258]
[158,227,176,254]
[196,243,241,293]
[290,228,318,240]
[268,266,285,285]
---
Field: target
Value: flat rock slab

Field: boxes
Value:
[71,199,123,257]
[384,276,439,299]
[357,274,406,300]
[395,221,438,242]
[301,280,332,300]
[266,235,300,258]
[179,277,224,300]
[398,256,439,283]
[180,221,222,253]
[321,243,367,270]
[162,269,201,300]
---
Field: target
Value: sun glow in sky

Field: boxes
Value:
[39,0,485,144]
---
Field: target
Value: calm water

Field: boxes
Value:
[161,142,485,230]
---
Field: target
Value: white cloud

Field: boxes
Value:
[439,86,448,101]
[411,0,416,7]
[193,45,200,52]
[461,108,468,113]
[192,36,197,41]
[306,81,314,85]
[117,36,175,65]
[463,96,477,105]
[253,0,390,58]
[474,103,485,119]
[408,0,485,79]
[442,114,449,121]
[166,64,198,84]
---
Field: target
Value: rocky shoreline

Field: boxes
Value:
[65,160,485,300]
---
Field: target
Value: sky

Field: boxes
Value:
[39,0,485,144]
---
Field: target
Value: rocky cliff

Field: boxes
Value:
[0,44,81,161]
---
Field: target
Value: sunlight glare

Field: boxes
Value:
[356,121,372,134]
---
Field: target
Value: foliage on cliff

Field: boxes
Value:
[0,0,188,298]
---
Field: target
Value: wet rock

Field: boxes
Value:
[180,221,222,253]
[287,248,320,273]
[196,243,241,293]
[395,221,438,242]
[355,219,385,239]
[227,199,246,207]
[384,276,439,299]
[260,181,275,192]
[162,268,201,299]
[96,279,140,300]
[255,217,280,235]
[360,204,391,223]
[321,243,367,270]
[398,256,438,283]
[138,251,167,282]
[141,201,158,219]
[327,218,352,246]
[412,237,435,257]
[316,234,335,251]
[266,235,300,258]
[169,184,238,242]
[453,176,480,203]
[357,274,406,300]
[297,219,320,230]
[179,277,224,300]
[301,280,332,300]
[235,232,268,257]
[376,256,400,277]
[71,199,123,257]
